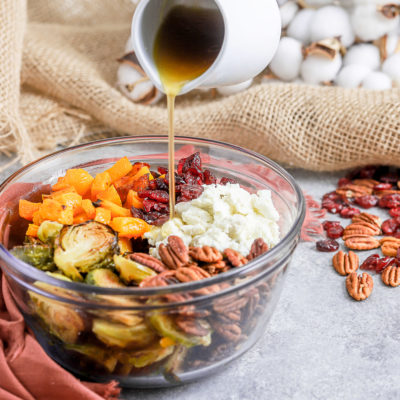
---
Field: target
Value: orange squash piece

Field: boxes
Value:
[39,199,74,225]
[81,199,96,219]
[91,171,112,201]
[19,200,41,221]
[53,169,94,196]
[26,224,39,237]
[124,190,144,210]
[118,237,132,254]
[96,199,131,218]
[105,157,133,183]
[50,192,82,216]
[49,186,77,195]
[96,185,122,206]
[127,162,150,177]
[73,213,91,224]
[32,211,44,226]
[131,166,154,181]
[94,207,112,225]
[109,217,150,238]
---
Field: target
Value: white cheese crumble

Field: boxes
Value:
[145,183,280,257]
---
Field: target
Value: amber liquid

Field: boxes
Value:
[153,5,224,218]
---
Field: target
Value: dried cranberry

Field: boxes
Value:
[143,199,157,212]
[338,178,351,187]
[153,203,169,212]
[340,207,360,218]
[144,212,169,226]
[138,190,169,203]
[184,172,203,185]
[148,180,158,190]
[316,239,339,252]
[360,254,380,271]
[154,177,168,191]
[322,220,341,231]
[322,191,341,201]
[389,207,400,217]
[322,199,343,214]
[177,152,202,175]
[326,225,344,239]
[354,195,378,209]
[379,172,398,184]
[378,193,400,208]
[359,165,378,179]
[376,257,395,273]
[220,177,237,185]
[381,218,399,235]
[177,184,204,201]
[203,169,217,185]
[131,207,145,219]
[373,183,393,191]
[158,166,168,175]
[150,170,160,179]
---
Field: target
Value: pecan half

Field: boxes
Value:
[139,270,178,288]
[247,238,269,261]
[336,184,372,198]
[342,222,381,240]
[352,179,380,189]
[202,260,228,275]
[224,248,248,267]
[351,213,381,229]
[175,266,211,283]
[189,246,223,263]
[345,236,380,250]
[159,235,189,269]
[380,237,400,256]
[129,252,167,272]
[346,272,373,301]
[175,316,210,336]
[332,250,359,276]
[213,294,249,314]
[213,320,242,342]
[374,189,400,198]
[381,264,400,287]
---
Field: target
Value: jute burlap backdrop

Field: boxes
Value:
[1,0,400,170]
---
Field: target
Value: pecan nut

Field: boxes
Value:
[213,320,242,342]
[375,190,400,198]
[352,179,380,189]
[332,250,359,276]
[247,238,269,261]
[139,270,178,288]
[175,316,211,337]
[346,272,373,301]
[346,221,381,236]
[202,260,228,275]
[381,264,400,287]
[351,213,381,229]
[380,237,400,256]
[336,184,372,198]
[345,236,380,250]
[224,248,248,267]
[189,246,223,263]
[159,235,189,269]
[129,252,167,272]
[175,266,211,283]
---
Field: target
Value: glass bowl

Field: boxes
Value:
[0,136,305,388]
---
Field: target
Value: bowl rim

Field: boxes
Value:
[0,135,305,296]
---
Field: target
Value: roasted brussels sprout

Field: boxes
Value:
[164,345,189,383]
[37,220,63,244]
[113,254,156,284]
[11,244,55,271]
[92,318,157,349]
[148,311,211,348]
[85,268,125,288]
[66,344,118,373]
[53,222,117,281]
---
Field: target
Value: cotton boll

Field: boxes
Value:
[301,54,342,84]
[310,6,354,47]
[216,79,253,96]
[269,37,303,81]
[344,44,381,70]
[351,4,400,41]
[382,53,400,85]
[385,34,400,58]
[280,1,299,29]
[335,64,371,88]
[362,71,392,90]
[287,9,316,44]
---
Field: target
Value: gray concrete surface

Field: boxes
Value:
[1,157,399,400]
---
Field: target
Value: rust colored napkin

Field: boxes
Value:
[0,183,121,400]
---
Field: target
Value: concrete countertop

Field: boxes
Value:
[1,157,398,400]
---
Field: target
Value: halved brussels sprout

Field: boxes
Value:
[66,344,118,373]
[92,318,157,349]
[164,345,188,383]
[148,311,211,348]
[53,222,117,281]
[85,268,125,288]
[11,244,55,271]
[113,254,156,284]
[37,220,63,244]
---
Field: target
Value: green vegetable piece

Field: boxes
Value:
[45,271,72,282]
[66,344,118,373]
[148,311,211,348]
[29,283,84,344]
[85,268,125,288]
[118,342,174,371]
[11,244,55,271]
[92,319,157,349]
[113,254,156,284]
[37,220,63,244]
[53,221,117,280]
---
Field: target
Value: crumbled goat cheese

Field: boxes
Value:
[145,184,280,258]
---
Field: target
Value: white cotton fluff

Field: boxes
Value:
[301,54,342,84]
[269,37,303,81]
[384,34,400,59]
[335,64,371,88]
[277,0,289,6]
[304,0,336,6]
[280,0,299,29]
[382,53,400,86]
[216,79,253,96]
[287,9,316,44]
[362,72,392,90]
[351,4,400,42]
[343,44,381,70]
[310,6,355,47]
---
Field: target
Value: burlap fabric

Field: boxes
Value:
[1,0,400,171]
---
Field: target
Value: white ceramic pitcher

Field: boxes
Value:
[131,0,281,95]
